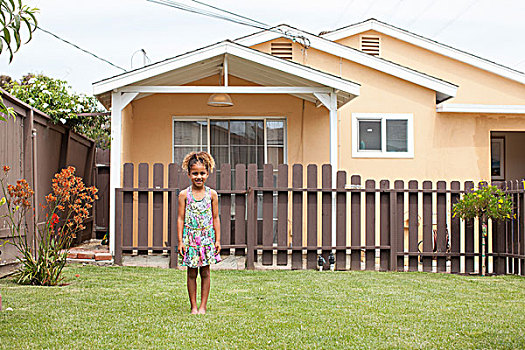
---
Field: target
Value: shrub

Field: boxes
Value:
[0,165,98,286]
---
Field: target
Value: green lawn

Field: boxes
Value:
[1,266,524,349]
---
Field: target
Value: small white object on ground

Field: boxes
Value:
[5,307,13,311]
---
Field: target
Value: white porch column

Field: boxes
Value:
[109,92,138,255]
[329,92,338,245]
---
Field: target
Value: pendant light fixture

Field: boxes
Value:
[207,54,234,107]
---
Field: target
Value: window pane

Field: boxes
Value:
[210,121,229,146]
[231,145,257,165]
[211,146,229,168]
[230,121,260,145]
[267,120,284,145]
[174,121,204,145]
[267,147,283,168]
[491,139,502,177]
[358,120,381,151]
[386,120,407,152]
[174,147,199,165]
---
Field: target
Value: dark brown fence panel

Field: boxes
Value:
[512,181,519,274]
[277,164,288,265]
[336,171,346,270]
[95,149,110,239]
[122,163,134,250]
[379,180,390,271]
[464,181,475,274]
[422,181,433,272]
[307,165,318,269]
[291,164,303,270]
[350,175,361,270]
[168,163,179,268]
[436,181,447,272]
[520,185,525,275]
[321,165,332,268]
[234,164,246,256]
[138,163,149,250]
[365,179,375,270]
[262,164,274,265]
[153,164,164,250]
[450,181,461,274]
[395,180,404,271]
[220,164,232,249]
[408,180,419,272]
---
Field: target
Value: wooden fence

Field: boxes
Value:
[0,91,96,271]
[114,162,525,276]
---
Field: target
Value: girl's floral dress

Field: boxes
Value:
[179,186,221,267]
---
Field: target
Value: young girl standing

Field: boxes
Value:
[177,151,221,314]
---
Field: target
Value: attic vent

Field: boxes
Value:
[360,35,380,56]
[271,42,293,60]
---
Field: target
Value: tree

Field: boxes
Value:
[0,0,38,121]
[6,73,110,148]
[453,184,514,275]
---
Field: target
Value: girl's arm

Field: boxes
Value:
[177,189,187,255]
[211,189,221,253]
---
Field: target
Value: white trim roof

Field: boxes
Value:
[320,18,525,85]
[235,24,457,103]
[436,104,525,114]
[93,40,360,109]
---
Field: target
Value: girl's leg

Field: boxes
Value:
[187,268,198,314]
[198,265,210,314]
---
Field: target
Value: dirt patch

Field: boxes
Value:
[70,239,109,253]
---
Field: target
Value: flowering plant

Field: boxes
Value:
[0,165,98,286]
[453,184,514,275]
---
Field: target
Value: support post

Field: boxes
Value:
[329,91,338,245]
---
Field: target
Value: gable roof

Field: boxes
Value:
[93,40,360,109]
[320,18,525,85]
[235,24,457,103]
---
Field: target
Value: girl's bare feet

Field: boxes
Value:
[191,308,199,315]
[198,308,206,315]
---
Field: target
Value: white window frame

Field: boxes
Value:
[352,113,414,158]
[172,116,287,164]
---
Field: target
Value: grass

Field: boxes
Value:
[1,266,524,349]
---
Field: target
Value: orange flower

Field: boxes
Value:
[3,165,10,173]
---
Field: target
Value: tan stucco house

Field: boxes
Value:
[93,19,525,253]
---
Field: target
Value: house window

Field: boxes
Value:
[173,117,286,170]
[491,137,505,180]
[352,113,414,158]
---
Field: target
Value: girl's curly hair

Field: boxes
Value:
[182,151,216,173]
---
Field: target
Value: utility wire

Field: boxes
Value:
[189,0,268,27]
[37,26,127,72]
[406,1,436,29]
[147,0,310,48]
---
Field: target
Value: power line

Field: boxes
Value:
[147,0,310,48]
[189,0,268,27]
[37,26,127,72]
[406,1,436,29]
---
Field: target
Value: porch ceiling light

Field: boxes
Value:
[208,54,233,107]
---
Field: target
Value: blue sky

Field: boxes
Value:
[1,0,523,96]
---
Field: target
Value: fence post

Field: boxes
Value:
[262,164,274,266]
[277,164,288,266]
[336,171,347,270]
[122,163,134,251]
[351,175,361,270]
[464,181,475,274]
[408,180,419,272]
[450,181,461,274]
[436,181,447,272]
[153,164,164,250]
[220,164,232,252]
[321,165,332,268]
[168,163,178,268]
[138,163,149,251]
[246,164,257,270]
[292,164,303,270]
[395,180,404,271]
[235,164,246,256]
[365,179,376,271]
[422,181,433,272]
[307,164,318,269]
[114,189,122,265]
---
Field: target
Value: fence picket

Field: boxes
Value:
[262,164,274,265]
[336,171,346,270]
[436,181,447,272]
[246,164,257,269]
[450,181,461,274]
[138,163,149,250]
[464,181,475,274]
[307,164,318,269]
[235,164,246,256]
[220,164,232,249]
[277,164,288,265]
[365,180,375,270]
[292,164,303,270]
[350,175,361,270]
[153,163,164,250]
[379,180,390,271]
[395,180,404,271]
[408,180,418,272]
[321,165,332,267]
[422,181,433,272]
[122,163,134,249]
[168,163,178,268]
